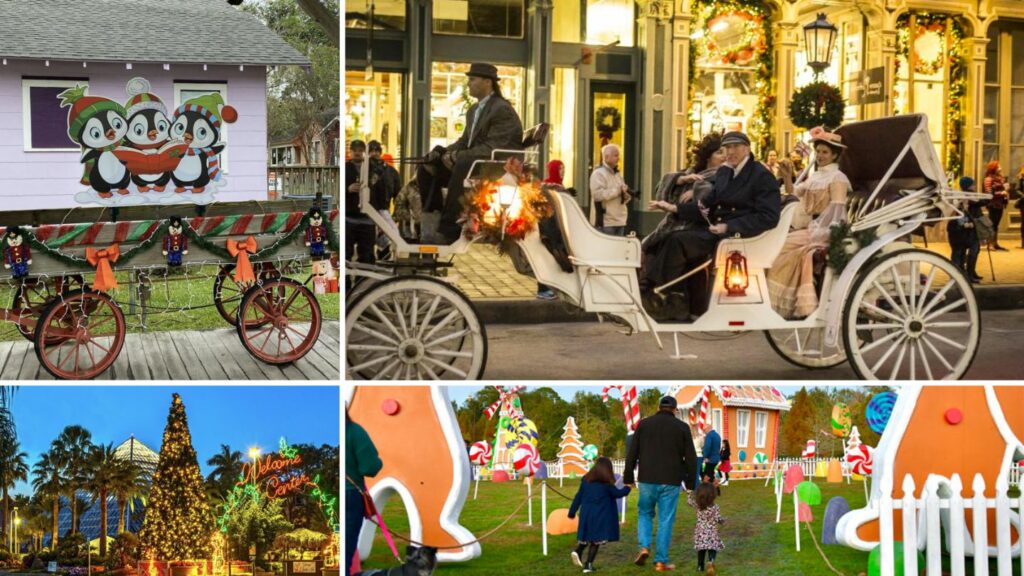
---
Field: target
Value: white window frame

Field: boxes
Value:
[736,409,751,448]
[711,408,723,437]
[174,82,230,173]
[755,411,768,449]
[22,78,85,152]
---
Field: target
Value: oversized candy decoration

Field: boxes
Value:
[831,402,852,437]
[602,385,641,433]
[865,391,897,434]
[754,452,768,464]
[845,444,873,476]
[469,441,492,465]
[512,443,540,476]
[582,444,598,461]
[801,439,817,459]
[506,417,539,448]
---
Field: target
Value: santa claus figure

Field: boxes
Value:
[4,227,32,279]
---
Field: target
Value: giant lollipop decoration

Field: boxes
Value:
[865,391,897,434]
[845,444,874,476]
[513,443,540,476]
[583,444,599,462]
[469,441,492,465]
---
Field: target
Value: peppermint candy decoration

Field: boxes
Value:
[469,441,492,465]
[583,444,599,461]
[753,452,768,464]
[513,443,540,476]
[845,444,874,475]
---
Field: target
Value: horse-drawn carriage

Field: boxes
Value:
[1,201,336,379]
[346,114,985,380]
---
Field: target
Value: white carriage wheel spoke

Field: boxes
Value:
[348,344,395,353]
[415,364,424,379]
[427,349,474,359]
[871,280,905,318]
[416,294,442,339]
[349,354,394,373]
[916,340,934,380]
[425,328,472,349]
[421,355,468,379]
[421,361,441,380]
[923,298,967,323]
[890,267,912,315]
[422,309,461,343]
[859,328,905,355]
[372,358,401,380]
[369,302,404,341]
[870,333,906,375]
[390,293,411,339]
[921,335,955,372]
[919,280,956,318]
[800,329,813,354]
[859,300,906,325]
[887,339,910,380]
[908,261,918,313]
[916,265,938,316]
[908,339,916,380]
[924,330,968,352]
[856,322,902,330]
[928,321,972,328]
[410,291,419,334]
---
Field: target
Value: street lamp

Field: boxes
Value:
[9,507,16,554]
[803,13,838,76]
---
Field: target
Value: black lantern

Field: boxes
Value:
[803,13,838,75]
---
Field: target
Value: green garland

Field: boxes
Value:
[895,12,966,180]
[827,221,877,273]
[21,213,337,271]
[688,0,775,157]
[789,82,846,130]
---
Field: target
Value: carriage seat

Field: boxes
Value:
[521,123,550,149]
[848,176,931,213]
[715,202,799,269]
[547,190,641,268]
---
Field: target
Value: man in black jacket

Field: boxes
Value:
[642,131,781,319]
[623,395,699,572]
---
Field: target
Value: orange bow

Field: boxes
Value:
[226,236,259,284]
[85,244,121,291]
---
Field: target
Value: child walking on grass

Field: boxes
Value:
[687,479,725,575]
[568,457,631,573]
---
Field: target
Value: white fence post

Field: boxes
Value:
[775,472,784,523]
[925,482,942,575]
[793,490,801,552]
[901,475,918,576]
[994,480,1011,576]
[971,474,989,576]
[879,484,895,576]
[527,479,533,526]
[542,482,548,556]
[949,474,966,576]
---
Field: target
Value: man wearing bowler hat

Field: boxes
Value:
[642,130,781,320]
[417,62,524,243]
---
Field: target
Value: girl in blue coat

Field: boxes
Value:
[568,457,631,573]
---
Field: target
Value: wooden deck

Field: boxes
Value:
[0,321,340,381]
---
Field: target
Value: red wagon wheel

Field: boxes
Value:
[236,278,321,365]
[213,263,280,326]
[34,289,126,379]
[11,275,86,343]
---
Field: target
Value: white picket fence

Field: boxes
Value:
[876,473,1023,576]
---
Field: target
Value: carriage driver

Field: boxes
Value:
[643,131,781,321]
[417,62,525,244]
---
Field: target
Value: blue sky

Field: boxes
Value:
[7,385,339,496]
[446,384,859,406]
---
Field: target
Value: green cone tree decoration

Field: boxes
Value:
[139,393,214,560]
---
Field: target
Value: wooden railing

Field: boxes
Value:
[268,166,340,209]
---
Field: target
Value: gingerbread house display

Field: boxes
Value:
[670,385,790,478]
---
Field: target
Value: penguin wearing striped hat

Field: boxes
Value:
[123,77,172,192]
[58,84,131,198]
[169,92,237,193]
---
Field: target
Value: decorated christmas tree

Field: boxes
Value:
[847,425,862,450]
[557,417,589,477]
[139,393,215,560]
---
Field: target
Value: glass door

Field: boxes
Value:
[589,82,634,192]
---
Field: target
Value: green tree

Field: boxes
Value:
[51,425,94,535]
[780,388,815,457]
[31,450,63,548]
[206,444,244,496]
[111,458,148,535]
[0,440,28,550]
[225,497,293,569]
[84,443,123,556]
[139,394,215,560]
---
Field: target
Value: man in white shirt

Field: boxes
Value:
[589,144,632,235]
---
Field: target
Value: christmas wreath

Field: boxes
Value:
[789,81,846,130]
[911,22,946,76]
[463,157,549,255]
[703,11,766,66]
[595,107,622,137]
[826,221,877,273]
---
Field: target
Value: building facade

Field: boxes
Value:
[670,384,790,463]
[345,0,1024,236]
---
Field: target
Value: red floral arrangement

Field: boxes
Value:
[462,157,549,254]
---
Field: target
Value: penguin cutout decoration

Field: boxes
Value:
[59,85,130,198]
[162,216,188,266]
[305,207,328,259]
[123,78,173,193]
[3,227,32,279]
[170,93,237,193]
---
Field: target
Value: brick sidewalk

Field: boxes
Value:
[449,239,1024,301]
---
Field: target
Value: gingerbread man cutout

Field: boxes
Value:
[347,386,480,563]
[838,386,1023,557]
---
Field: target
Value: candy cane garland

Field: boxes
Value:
[696,386,711,429]
[601,385,640,433]
[483,385,524,420]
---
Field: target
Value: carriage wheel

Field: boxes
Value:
[213,263,279,326]
[842,249,980,380]
[346,276,487,380]
[765,327,847,369]
[11,275,86,343]
[34,289,126,379]
[236,278,321,365]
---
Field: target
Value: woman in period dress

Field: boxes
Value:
[767,127,851,319]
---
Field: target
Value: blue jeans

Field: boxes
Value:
[637,482,681,564]
[345,489,366,573]
[600,225,626,236]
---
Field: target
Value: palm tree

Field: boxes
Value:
[51,425,93,535]
[22,495,50,552]
[30,450,63,548]
[206,444,243,492]
[111,458,148,535]
[0,441,28,550]
[84,443,121,557]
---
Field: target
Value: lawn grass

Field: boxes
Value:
[0,264,339,342]
[358,477,1023,575]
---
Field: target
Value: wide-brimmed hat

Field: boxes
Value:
[720,131,751,147]
[466,62,500,82]
[808,126,847,149]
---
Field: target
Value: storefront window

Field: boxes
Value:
[549,68,578,188]
[344,71,403,160]
[894,14,957,166]
[433,0,524,38]
[345,0,406,31]
[585,0,634,47]
[552,1,581,43]
[986,22,1024,192]
[429,62,525,150]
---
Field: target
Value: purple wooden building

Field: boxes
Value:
[0,0,309,210]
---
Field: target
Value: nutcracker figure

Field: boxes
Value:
[3,227,32,279]
[305,207,328,259]
[162,216,188,266]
